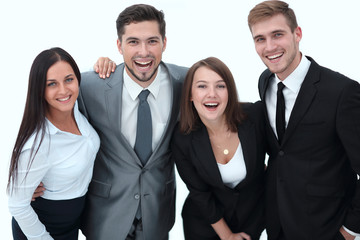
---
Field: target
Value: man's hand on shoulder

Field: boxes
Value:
[94,57,117,79]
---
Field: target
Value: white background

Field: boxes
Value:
[1,1,359,239]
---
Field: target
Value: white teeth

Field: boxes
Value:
[268,53,283,60]
[58,96,70,102]
[205,103,218,107]
[135,61,151,66]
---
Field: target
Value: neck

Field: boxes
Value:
[46,109,80,134]
[203,117,229,137]
[277,51,302,80]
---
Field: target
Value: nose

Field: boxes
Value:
[138,42,149,56]
[265,39,276,52]
[207,85,216,97]
[58,83,67,94]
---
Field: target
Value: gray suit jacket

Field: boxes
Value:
[78,62,188,240]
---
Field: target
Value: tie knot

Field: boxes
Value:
[277,82,285,91]
[138,89,150,101]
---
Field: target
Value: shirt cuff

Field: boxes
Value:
[343,225,360,237]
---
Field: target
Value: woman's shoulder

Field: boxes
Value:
[22,129,48,153]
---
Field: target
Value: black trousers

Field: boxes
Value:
[12,196,85,240]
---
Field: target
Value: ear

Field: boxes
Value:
[162,36,167,52]
[294,26,302,43]
[117,39,123,55]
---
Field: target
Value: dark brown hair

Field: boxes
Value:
[179,57,244,134]
[248,0,298,32]
[7,47,81,192]
[116,4,166,42]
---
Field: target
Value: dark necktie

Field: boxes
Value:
[276,82,286,143]
[134,90,152,166]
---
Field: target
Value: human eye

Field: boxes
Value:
[149,39,158,45]
[65,77,74,83]
[274,32,283,38]
[255,37,265,43]
[47,81,56,87]
[128,40,138,45]
[217,83,226,89]
[197,84,206,89]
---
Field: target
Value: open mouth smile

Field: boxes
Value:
[134,60,154,71]
[204,102,219,109]
[267,53,284,61]
[57,95,71,102]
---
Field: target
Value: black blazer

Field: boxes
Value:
[171,102,266,239]
[258,56,360,240]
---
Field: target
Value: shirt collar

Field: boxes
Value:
[274,53,311,94]
[123,64,163,100]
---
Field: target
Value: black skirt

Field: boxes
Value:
[12,195,86,240]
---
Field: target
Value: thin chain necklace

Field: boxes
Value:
[210,130,231,155]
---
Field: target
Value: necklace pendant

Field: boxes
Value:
[223,149,229,155]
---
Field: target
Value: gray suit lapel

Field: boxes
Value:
[105,64,143,166]
[147,62,182,166]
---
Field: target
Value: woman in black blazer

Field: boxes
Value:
[171,57,266,240]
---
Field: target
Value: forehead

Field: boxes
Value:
[122,20,161,39]
[47,61,74,78]
[251,14,291,36]
[193,66,223,81]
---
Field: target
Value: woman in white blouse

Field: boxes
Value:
[7,47,100,240]
[171,57,266,240]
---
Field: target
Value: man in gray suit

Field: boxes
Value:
[78,4,187,240]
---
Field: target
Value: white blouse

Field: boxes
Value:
[217,143,247,188]
[8,101,100,240]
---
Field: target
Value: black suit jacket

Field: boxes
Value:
[258,56,360,240]
[171,102,266,239]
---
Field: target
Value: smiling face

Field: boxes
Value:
[191,66,228,125]
[45,61,79,119]
[117,20,167,87]
[251,14,302,80]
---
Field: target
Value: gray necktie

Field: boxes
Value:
[134,90,152,166]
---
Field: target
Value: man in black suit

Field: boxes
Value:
[247,1,360,239]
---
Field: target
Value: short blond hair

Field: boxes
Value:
[248,0,298,32]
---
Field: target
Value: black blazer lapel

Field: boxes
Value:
[282,57,319,145]
[235,120,256,189]
[191,124,224,187]
[259,70,279,145]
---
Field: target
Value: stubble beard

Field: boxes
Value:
[125,63,159,83]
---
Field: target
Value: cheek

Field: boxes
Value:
[255,44,263,56]
[72,85,79,97]
[44,89,52,102]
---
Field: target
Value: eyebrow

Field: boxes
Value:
[194,79,225,83]
[47,74,74,82]
[125,36,161,42]
[253,29,286,40]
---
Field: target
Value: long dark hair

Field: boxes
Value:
[179,57,244,134]
[7,47,81,192]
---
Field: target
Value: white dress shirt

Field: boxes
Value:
[8,101,100,240]
[265,54,311,138]
[121,65,171,151]
[217,143,247,188]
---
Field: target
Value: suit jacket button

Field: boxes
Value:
[134,194,140,200]
[279,150,284,156]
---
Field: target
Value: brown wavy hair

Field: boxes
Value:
[179,57,244,134]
